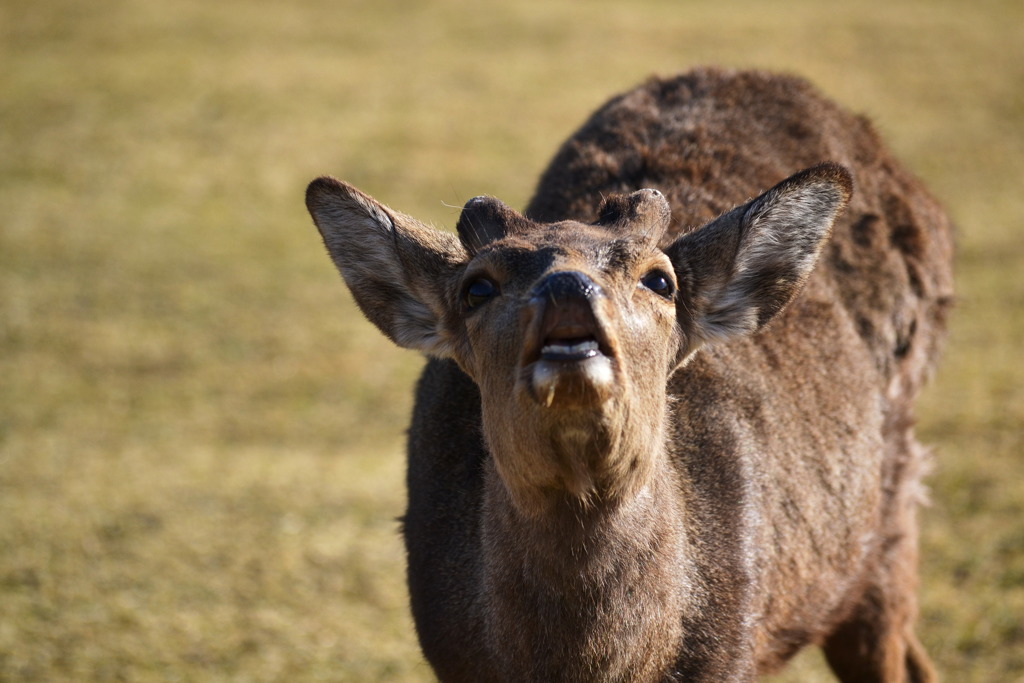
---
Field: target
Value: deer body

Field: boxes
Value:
[306,69,953,681]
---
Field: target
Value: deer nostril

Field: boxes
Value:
[531,271,602,302]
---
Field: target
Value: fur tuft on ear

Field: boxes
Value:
[306,177,468,356]
[666,163,853,355]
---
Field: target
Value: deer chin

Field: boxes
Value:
[525,353,616,408]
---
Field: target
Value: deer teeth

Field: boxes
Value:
[541,339,599,357]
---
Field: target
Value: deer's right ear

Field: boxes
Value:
[305,177,468,357]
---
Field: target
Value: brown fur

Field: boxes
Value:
[305,68,953,681]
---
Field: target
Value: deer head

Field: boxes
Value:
[306,163,852,516]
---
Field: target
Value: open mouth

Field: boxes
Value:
[527,324,616,408]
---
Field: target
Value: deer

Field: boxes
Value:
[304,68,953,682]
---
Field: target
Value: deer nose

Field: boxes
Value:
[530,271,603,303]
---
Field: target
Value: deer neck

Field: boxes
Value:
[478,429,690,680]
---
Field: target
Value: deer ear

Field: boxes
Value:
[665,163,853,355]
[306,177,468,356]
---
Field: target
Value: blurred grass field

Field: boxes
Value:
[2,0,1022,680]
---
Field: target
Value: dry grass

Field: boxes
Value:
[1,0,1022,680]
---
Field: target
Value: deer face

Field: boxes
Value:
[306,164,851,514]
[451,194,684,510]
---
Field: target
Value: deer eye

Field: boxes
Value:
[464,277,499,309]
[640,270,675,300]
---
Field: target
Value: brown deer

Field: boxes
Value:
[305,68,953,682]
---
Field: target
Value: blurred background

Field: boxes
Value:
[2,0,1022,680]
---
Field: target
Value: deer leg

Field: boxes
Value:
[822,588,936,682]
[822,509,936,682]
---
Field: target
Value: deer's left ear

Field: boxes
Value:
[665,163,853,358]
